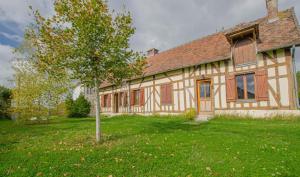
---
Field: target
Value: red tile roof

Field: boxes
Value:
[101,8,300,88]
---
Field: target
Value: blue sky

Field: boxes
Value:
[1,0,300,87]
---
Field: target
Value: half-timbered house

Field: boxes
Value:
[98,0,300,118]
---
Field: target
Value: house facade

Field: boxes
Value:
[98,0,300,117]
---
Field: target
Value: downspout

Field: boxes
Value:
[291,45,300,109]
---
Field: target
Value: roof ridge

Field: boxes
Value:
[147,31,223,59]
[147,8,295,60]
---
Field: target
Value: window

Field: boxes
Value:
[200,82,210,98]
[236,73,255,100]
[134,90,140,105]
[161,83,172,105]
[233,38,256,65]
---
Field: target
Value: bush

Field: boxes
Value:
[183,108,197,120]
[66,94,91,118]
[0,86,11,119]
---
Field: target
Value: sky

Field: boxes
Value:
[1,0,300,87]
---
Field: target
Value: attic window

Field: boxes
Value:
[233,38,257,66]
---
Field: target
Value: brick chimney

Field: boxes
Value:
[147,48,159,57]
[266,0,279,23]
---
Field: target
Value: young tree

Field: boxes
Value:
[27,0,145,142]
[11,60,71,122]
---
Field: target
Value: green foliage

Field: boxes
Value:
[66,94,91,118]
[11,61,71,123]
[183,108,197,120]
[26,0,145,140]
[1,116,300,176]
[0,86,11,119]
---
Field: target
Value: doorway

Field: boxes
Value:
[196,80,213,114]
[114,93,119,113]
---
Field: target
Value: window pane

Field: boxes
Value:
[205,83,210,98]
[246,74,255,99]
[236,75,244,99]
[200,85,205,98]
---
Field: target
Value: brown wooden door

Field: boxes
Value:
[197,80,212,113]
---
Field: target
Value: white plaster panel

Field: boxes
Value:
[220,61,225,73]
[185,79,189,87]
[179,90,185,111]
[244,103,249,108]
[268,79,277,93]
[171,75,183,81]
[269,90,277,107]
[155,78,171,85]
[214,86,220,109]
[252,102,258,107]
[200,64,206,75]
[186,88,190,109]
[277,49,286,63]
[141,81,154,88]
[220,84,227,108]
[260,101,268,107]
[213,76,219,84]
[278,65,287,76]
[279,78,289,106]
[268,68,276,77]
[228,61,234,72]
[174,91,179,111]
[207,64,212,74]
[190,79,194,87]
[257,53,264,67]
[220,76,225,84]
[179,82,183,89]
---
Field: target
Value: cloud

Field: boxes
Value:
[0,44,14,87]
[1,0,300,87]
[0,31,22,43]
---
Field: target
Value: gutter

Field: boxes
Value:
[291,45,300,109]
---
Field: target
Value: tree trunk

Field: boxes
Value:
[95,80,101,142]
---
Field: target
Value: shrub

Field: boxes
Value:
[66,94,91,118]
[183,108,197,120]
[0,86,11,119]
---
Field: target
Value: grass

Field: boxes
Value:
[1,115,300,177]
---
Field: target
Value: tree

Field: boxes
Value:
[0,86,11,119]
[66,94,91,118]
[27,0,145,142]
[11,60,71,122]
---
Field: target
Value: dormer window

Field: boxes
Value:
[233,37,257,65]
[225,24,259,66]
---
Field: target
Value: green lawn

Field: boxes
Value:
[1,115,300,177]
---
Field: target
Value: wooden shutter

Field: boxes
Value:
[166,84,172,104]
[130,91,135,106]
[160,84,172,105]
[255,69,269,101]
[101,95,105,107]
[234,38,256,65]
[139,88,145,106]
[226,74,237,102]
